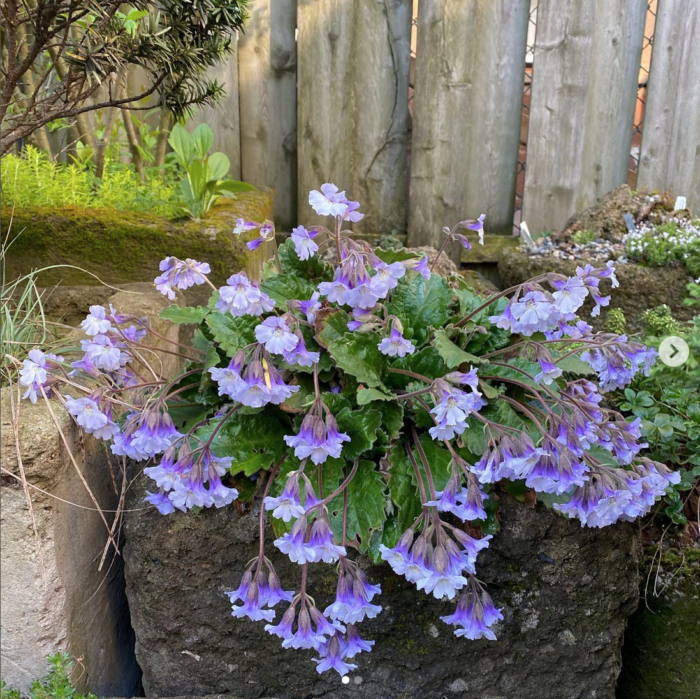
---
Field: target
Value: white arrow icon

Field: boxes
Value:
[658,336,690,367]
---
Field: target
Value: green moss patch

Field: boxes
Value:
[2,192,273,286]
[617,548,700,699]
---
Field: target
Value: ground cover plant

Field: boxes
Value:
[612,291,700,530]
[1,146,179,216]
[625,218,700,279]
[17,184,680,678]
[1,654,95,699]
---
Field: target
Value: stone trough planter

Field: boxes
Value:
[124,478,640,699]
[498,248,694,333]
[1,192,273,287]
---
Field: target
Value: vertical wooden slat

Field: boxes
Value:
[297,0,412,238]
[408,0,530,248]
[238,0,297,231]
[190,38,241,179]
[637,0,700,210]
[522,0,647,234]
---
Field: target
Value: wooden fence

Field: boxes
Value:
[200,0,699,246]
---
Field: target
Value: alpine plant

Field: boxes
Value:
[23,185,678,678]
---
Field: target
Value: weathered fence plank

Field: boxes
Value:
[297,0,412,238]
[238,0,297,231]
[408,0,530,249]
[522,0,647,235]
[637,0,700,211]
[190,39,241,179]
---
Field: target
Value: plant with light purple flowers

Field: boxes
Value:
[22,182,677,680]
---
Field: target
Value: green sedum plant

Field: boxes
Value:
[21,184,679,678]
[1,146,178,216]
[168,123,255,218]
[0,653,96,699]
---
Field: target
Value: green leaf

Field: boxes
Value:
[357,386,394,405]
[168,123,193,167]
[216,179,257,194]
[376,402,404,444]
[197,411,287,476]
[335,407,383,459]
[389,274,453,345]
[386,347,448,389]
[260,273,317,306]
[432,328,485,368]
[191,123,214,159]
[205,313,258,357]
[374,248,419,264]
[329,460,386,552]
[317,310,387,388]
[555,354,594,375]
[160,305,209,325]
[388,446,422,531]
[208,152,230,180]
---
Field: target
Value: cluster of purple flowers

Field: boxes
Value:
[216,271,275,317]
[581,335,656,391]
[491,262,619,337]
[154,257,211,300]
[19,349,63,403]
[209,350,300,408]
[284,402,350,465]
[441,577,503,640]
[428,373,487,440]
[380,517,491,601]
[554,459,680,527]
[144,444,239,514]
[226,557,293,622]
[425,468,489,522]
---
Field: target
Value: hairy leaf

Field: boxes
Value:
[317,310,387,388]
[160,305,209,325]
[205,313,258,357]
[335,407,383,459]
[389,274,453,345]
[433,328,485,368]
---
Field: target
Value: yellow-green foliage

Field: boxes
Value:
[1,146,178,216]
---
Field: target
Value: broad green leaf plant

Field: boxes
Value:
[168,123,256,218]
[19,183,680,678]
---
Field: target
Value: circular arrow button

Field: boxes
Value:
[658,336,690,367]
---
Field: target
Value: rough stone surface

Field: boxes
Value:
[498,248,694,333]
[124,479,640,699]
[0,285,178,694]
[560,185,642,243]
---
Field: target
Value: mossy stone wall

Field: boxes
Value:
[617,548,700,699]
[498,249,694,333]
[1,192,273,286]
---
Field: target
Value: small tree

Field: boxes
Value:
[0,0,249,156]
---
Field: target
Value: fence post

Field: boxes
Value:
[296,0,412,239]
[408,0,530,250]
[238,0,298,232]
[637,0,700,211]
[522,0,647,235]
[190,39,242,179]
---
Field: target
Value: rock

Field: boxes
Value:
[498,249,694,333]
[617,547,700,699]
[124,482,640,699]
[0,284,179,695]
[1,192,273,288]
[560,185,640,244]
